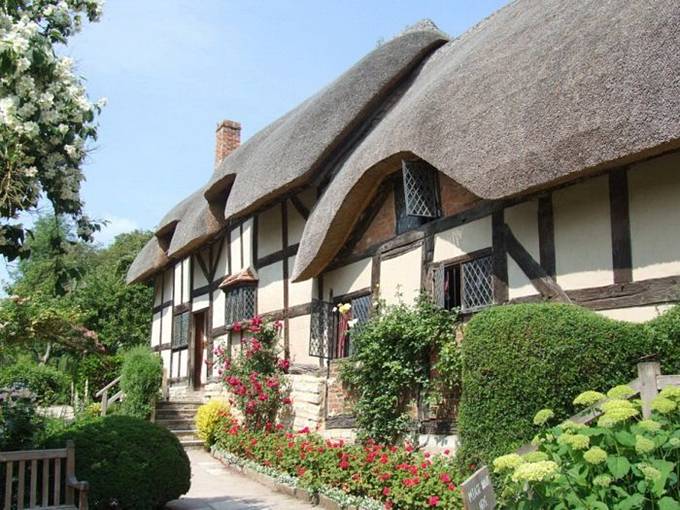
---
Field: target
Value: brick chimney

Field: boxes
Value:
[215,120,241,166]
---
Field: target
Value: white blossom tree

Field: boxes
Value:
[0,0,105,260]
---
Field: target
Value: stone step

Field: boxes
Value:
[156,418,195,429]
[156,403,202,411]
[171,429,199,440]
[180,439,204,449]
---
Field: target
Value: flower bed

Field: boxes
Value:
[213,419,464,509]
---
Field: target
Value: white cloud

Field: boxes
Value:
[94,215,139,246]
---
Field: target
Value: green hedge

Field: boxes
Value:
[647,305,680,375]
[457,303,653,466]
[46,415,190,509]
[119,346,162,419]
[0,361,70,405]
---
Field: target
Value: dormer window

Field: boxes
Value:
[219,267,258,324]
[396,160,441,235]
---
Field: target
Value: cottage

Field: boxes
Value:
[127,0,680,442]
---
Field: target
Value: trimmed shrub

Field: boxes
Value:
[0,361,70,405]
[0,385,42,451]
[45,415,190,509]
[119,346,162,419]
[195,399,230,446]
[458,303,652,466]
[647,304,680,375]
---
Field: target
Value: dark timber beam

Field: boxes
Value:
[290,195,310,220]
[504,224,571,303]
[609,169,633,284]
[492,210,509,303]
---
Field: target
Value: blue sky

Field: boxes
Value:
[1,0,507,286]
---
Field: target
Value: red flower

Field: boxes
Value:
[384,502,393,510]
[231,321,242,332]
[428,496,440,507]
[448,483,457,491]
[282,397,292,405]
[403,477,420,487]
[382,487,391,496]
[443,449,450,455]
[275,423,284,430]
[379,454,389,464]
[297,467,306,477]
[339,460,350,470]
[298,426,310,434]
[277,358,290,372]
[424,452,431,458]
[440,473,451,484]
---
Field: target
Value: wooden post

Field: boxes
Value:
[638,361,661,418]
[162,367,169,401]
[65,441,75,505]
[100,390,108,417]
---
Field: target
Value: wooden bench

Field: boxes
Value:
[1,440,88,509]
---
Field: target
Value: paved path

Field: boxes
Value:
[166,449,316,510]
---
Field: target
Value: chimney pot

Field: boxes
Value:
[215,120,241,166]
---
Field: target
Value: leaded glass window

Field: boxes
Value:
[402,160,441,218]
[309,300,337,359]
[435,254,493,313]
[225,285,256,324]
[172,312,190,348]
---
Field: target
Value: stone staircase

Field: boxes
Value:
[155,401,203,449]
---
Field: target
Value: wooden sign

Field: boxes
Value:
[461,465,496,510]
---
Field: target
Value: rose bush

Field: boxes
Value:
[214,417,463,509]
[494,384,680,509]
[212,316,291,431]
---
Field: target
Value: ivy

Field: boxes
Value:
[340,295,460,444]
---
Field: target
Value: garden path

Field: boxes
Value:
[166,448,315,510]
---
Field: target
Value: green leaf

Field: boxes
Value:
[607,455,631,479]
[658,497,680,510]
[614,430,636,447]
[614,493,645,510]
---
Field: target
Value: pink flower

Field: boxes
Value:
[428,496,440,507]
[382,487,391,496]
[298,426,310,434]
[440,473,451,484]
[231,321,242,332]
[274,319,283,331]
[282,397,292,405]
[277,358,290,371]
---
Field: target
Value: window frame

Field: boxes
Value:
[172,310,191,350]
[432,248,494,314]
[224,283,257,326]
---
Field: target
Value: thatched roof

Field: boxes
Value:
[126,236,170,284]
[291,0,680,280]
[127,22,447,283]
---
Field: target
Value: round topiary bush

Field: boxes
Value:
[46,415,190,509]
[458,303,653,467]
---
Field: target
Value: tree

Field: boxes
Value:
[0,0,105,260]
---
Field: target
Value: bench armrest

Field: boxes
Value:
[66,475,89,492]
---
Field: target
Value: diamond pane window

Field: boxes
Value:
[461,255,493,312]
[225,285,256,324]
[350,294,371,328]
[309,300,337,358]
[172,312,190,348]
[402,160,441,218]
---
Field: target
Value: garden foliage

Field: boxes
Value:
[340,296,460,444]
[45,415,190,510]
[213,316,291,430]
[458,303,653,466]
[0,384,42,451]
[647,306,680,376]
[494,384,680,509]
[195,399,230,446]
[214,417,463,509]
[119,345,162,419]
[0,360,69,405]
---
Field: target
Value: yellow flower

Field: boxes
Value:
[637,463,661,481]
[557,433,590,450]
[493,453,524,473]
[607,385,636,399]
[593,474,612,487]
[337,303,352,315]
[659,386,680,401]
[651,395,677,415]
[597,400,639,427]
[522,451,549,463]
[573,391,605,407]
[638,419,661,433]
[583,447,608,464]
[635,435,655,455]
[533,409,555,426]
[558,420,586,432]
[511,461,559,483]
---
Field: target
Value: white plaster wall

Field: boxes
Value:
[173,263,182,306]
[433,216,491,263]
[230,226,242,273]
[597,304,673,323]
[242,218,254,268]
[151,311,161,347]
[506,200,540,299]
[192,252,209,290]
[230,330,243,359]
[215,236,230,280]
[192,293,210,312]
[288,256,315,306]
[178,349,188,378]
[160,306,173,345]
[554,176,613,290]
[288,314,314,365]
[258,261,285,313]
[153,275,163,307]
[160,349,171,374]
[171,350,181,379]
[629,152,680,281]
[258,205,283,257]
[212,289,225,329]
[323,258,372,301]
[380,246,423,306]
[163,269,173,303]
[181,257,191,303]
[288,201,306,245]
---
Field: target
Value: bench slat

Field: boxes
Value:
[30,459,37,508]
[54,458,61,506]
[4,460,13,510]
[42,458,50,507]
[17,460,25,510]
[0,449,68,462]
